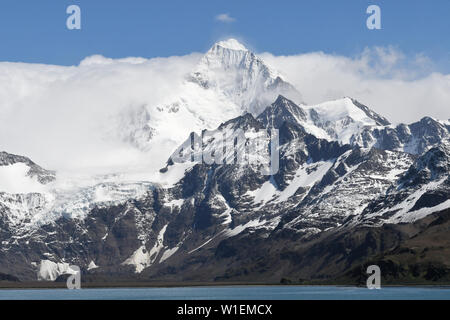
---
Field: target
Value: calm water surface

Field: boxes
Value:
[0,286,449,300]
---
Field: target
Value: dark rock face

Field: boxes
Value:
[0,273,19,282]
[341,208,450,284]
[258,95,308,128]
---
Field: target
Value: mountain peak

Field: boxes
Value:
[274,95,293,105]
[214,39,248,51]
[258,95,308,128]
[189,40,300,116]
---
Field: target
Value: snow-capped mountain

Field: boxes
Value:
[189,39,301,115]
[0,39,449,283]
[117,39,299,164]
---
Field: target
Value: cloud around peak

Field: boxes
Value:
[0,43,448,175]
[259,46,450,124]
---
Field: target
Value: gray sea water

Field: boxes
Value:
[0,286,449,300]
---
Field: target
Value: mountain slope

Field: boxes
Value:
[352,117,450,155]
[357,141,450,225]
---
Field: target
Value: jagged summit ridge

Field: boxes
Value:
[258,95,393,146]
[215,38,248,51]
[258,95,308,129]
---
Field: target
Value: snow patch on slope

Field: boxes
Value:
[245,177,278,206]
[388,199,450,224]
[244,161,333,205]
[87,261,99,271]
[277,161,334,202]
[0,163,47,194]
[370,177,449,223]
[122,224,168,273]
[38,260,78,281]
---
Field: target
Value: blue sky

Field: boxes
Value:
[0,0,449,70]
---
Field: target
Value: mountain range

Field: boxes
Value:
[0,39,449,284]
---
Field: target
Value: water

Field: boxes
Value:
[0,286,449,300]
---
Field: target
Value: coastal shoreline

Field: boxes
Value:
[1,281,450,290]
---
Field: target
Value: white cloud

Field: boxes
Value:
[215,13,236,23]
[259,47,450,124]
[0,53,202,174]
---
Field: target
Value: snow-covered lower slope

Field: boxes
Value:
[37,260,78,281]
[282,148,416,235]
[123,224,168,273]
[0,153,157,232]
